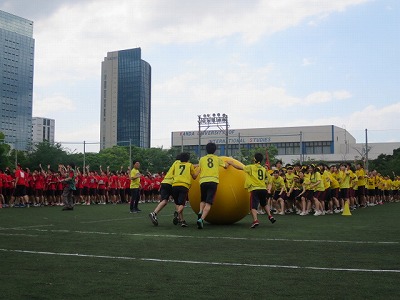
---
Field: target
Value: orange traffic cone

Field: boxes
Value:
[342,201,352,216]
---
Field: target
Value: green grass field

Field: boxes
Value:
[1,202,399,300]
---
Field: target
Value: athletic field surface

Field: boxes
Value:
[1,202,399,299]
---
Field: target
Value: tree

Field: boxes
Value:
[235,146,278,167]
[27,142,69,171]
[369,147,400,176]
[0,132,12,169]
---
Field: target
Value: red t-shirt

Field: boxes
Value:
[98,175,108,190]
[34,174,45,190]
[15,169,27,186]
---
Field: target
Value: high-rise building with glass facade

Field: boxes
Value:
[100,48,151,150]
[0,10,35,150]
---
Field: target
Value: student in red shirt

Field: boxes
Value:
[33,169,45,206]
[109,171,119,204]
[0,169,5,207]
[97,170,108,204]
[13,164,29,207]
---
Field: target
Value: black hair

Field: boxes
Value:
[254,153,263,164]
[69,162,75,169]
[206,142,217,154]
[180,152,190,162]
[275,160,282,166]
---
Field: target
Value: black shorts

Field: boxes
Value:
[331,188,339,199]
[152,188,159,195]
[339,188,349,199]
[272,191,284,201]
[98,189,106,196]
[305,190,314,201]
[160,183,173,201]
[47,189,55,197]
[367,189,375,196]
[14,185,27,197]
[89,188,97,196]
[200,182,218,205]
[172,185,188,206]
[356,186,365,197]
[108,188,116,196]
[35,189,44,197]
[250,189,267,209]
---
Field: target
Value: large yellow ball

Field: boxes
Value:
[189,157,250,224]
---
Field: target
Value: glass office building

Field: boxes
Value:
[100,48,151,150]
[0,10,35,150]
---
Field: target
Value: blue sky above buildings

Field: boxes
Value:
[1,0,399,152]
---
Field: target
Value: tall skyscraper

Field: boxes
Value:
[100,48,151,150]
[32,117,55,145]
[0,10,35,150]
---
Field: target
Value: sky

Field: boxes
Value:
[1,0,399,153]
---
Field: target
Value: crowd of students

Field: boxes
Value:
[263,161,400,217]
[1,155,399,226]
[0,164,163,208]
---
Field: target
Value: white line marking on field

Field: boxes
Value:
[0,224,54,230]
[0,248,399,273]
[0,233,38,237]
[3,228,399,245]
[80,217,135,224]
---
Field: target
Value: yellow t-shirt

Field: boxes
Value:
[270,175,286,193]
[198,154,226,184]
[329,172,340,189]
[161,160,180,185]
[338,170,351,189]
[355,168,366,186]
[172,161,195,189]
[310,172,325,192]
[285,172,296,190]
[243,163,268,192]
[129,168,141,189]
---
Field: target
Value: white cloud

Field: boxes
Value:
[32,0,370,86]
[302,58,314,66]
[33,94,76,116]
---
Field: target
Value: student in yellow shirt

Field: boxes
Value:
[337,163,351,210]
[355,162,367,207]
[129,161,142,213]
[228,153,276,228]
[171,152,197,227]
[149,154,181,226]
[285,166,299,214]
[366,171,376,206]
[196,143,227,229]
[329,165,341,213]
[308,165,325,216]
[267,169,286,215]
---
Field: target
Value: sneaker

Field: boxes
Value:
[268,216,276,224]
[197,212,202,220]
[250,220,260,228]
[135,208,142,212]
[326,210,333,215]
[197,218,204,229]
[313,211,322,216]
[130,210,138,214]
[149,212,158,226]
[278,211,285,215]
[173,211,179,225]
[181,220,188,227]
[299,211,307,216]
